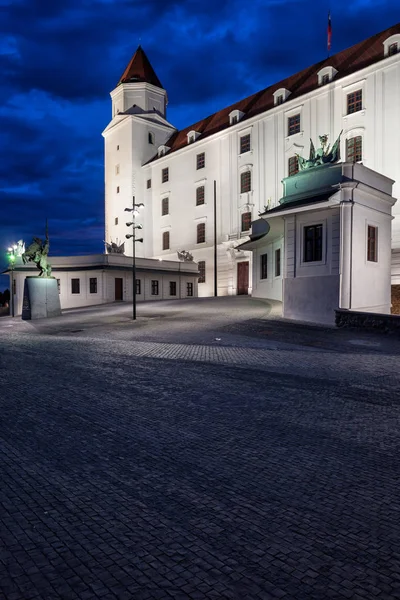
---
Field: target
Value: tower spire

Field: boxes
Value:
[118,46,163,89]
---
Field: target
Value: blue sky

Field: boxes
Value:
[1,0,399,290]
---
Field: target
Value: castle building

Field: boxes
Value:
[103,23,400,301]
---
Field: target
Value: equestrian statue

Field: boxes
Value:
[22,221,52,277]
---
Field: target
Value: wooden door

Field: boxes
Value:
[237,262,249,295]
[115,278,123,301]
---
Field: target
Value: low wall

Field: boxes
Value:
[335,309,400,334]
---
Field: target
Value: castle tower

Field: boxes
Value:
[102,46,175,258]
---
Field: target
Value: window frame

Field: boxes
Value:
[89,277,98,294]
[196,185,205,206]
[288,156,299,177]
[388,42,398,56]
[162,230,170,250]
[71,278,80,294]
[347,89,362,115]
[196,152,205,170]
[367,225,378,263]
[288,113,301,136]
[260,254,268,280]
[169,281,177,296]
[197,222,206,244]
[114,217,118,226]
[161,167,169,183]
[240,170,251,194]
[161,197,169,216]
[186,282,193,297]
[303,224,323,263]
[241,212,252,232]
[346,136,362,163]
[198,261,206,283]
[275,248,281,277]
[151,280,159,295]
[147,179,152,189]
[136,279,141,295]
[240,134,251,154]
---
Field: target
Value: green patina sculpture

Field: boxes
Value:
[22,221,52,277]
[297,130,343,170]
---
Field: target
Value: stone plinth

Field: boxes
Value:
[22,277,62,320]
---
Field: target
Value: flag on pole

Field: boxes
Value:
[327,12,332,55]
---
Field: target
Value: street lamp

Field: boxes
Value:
[125,197,144,320]
[7,244,18,318]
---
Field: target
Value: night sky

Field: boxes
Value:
[1,0,399,290]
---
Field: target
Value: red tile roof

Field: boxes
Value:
[119,46,163,89]
[156,22,400,160]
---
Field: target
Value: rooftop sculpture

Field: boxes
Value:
[297,131,343,170]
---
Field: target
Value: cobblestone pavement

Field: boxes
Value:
[1,297,400,599]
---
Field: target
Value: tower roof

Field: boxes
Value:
[118,46,163,89]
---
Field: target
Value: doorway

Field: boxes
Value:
[237,262,249,295]
[115,278,123,301]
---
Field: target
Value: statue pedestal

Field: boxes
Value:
[22,277,62,320]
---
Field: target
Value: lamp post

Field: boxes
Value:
[125,197,144,321]
[7,244,17,318]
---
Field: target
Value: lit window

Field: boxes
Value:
[169,281,177,296]
[389,43,398,56]
[162,231,170,250]
[147,179,151,189]
[161,197,169,216]
[162,167,169,183]
[275,249,281,277]
[288,156,299,177]
[197,223,205,244]
[187,283,193,297]
[347,90,362,114]
[240,171,251,193]
[196,186,205,206]
[367,226,378,262]
[346,136,362,163]
[260,254,268,279]
[71,279,80,294]
[288,114,301,136]
[89,278,97,294]
[196,152,205,170]
[198,261,206,283]
[151,280,159,295]
[241,212,252,232]
[303,224,323,262]
[240,134,251,154]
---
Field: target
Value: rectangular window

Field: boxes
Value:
[187,283,193,297]
[197,223,205,244]
[169,281,177,296]
[151,280,159,295]
[260,254,268,279]
[71,278,80,294]
[136,279,141,295]
[240,171,251,193]
[303,224,323,262]
[196,152,205,170]
[346,136,362,163]
[89,278,97,294]
[276,95,283,105]
[162,167,169,183]
[275,249,281,277]
[288,113,301,136]
[231,115,238,125]
[161,197,169,216]
[240,134,251,154]
[241,212,252,232]
[196,185,205,206]
[115,217,118,225]
[147,179,152,189]
[57,279,61,294]
[198,261,206,283]
[347,89,362,114]
[389,43,398,56]
[321,73,330,85]
[367,226,378,262]
[162,230,170,250]
[116,186,120,193]
[288,156,299,177]
[115,165,120,175]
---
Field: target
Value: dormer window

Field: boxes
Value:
[229,110,244,125]
[317,66,338,86]
[273,88,291,106]
[187,130,200,144]
[383,34,400,57]
[158,145,170,158]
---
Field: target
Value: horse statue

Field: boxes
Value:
[22,222,52,277]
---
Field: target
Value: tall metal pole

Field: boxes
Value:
[132,196,136,321]
[214,179,217,297]
[11,261,15,318]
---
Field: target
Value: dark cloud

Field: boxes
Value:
[1,0,399,289]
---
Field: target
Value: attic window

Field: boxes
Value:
[317,66,338,86]
[383,34,400,57]
[187,130,200,144]
[158,145,170,157]
[273,88,291,106]
[229,110,244,125]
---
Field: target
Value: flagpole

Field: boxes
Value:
[327,10,332,58]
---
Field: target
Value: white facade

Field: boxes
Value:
[9,255,199,316]
[103,26,400,298]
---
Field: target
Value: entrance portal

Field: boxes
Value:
[115,278,123,301]
[237,262,249,295]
